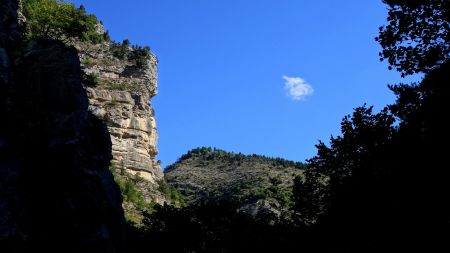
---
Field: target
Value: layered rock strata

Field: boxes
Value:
[74,40,165,203]
[73,40,167,206]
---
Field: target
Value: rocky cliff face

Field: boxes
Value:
[0,1,126,251]
[0,0,24,47]
[82,44,161,181]
[74,39,166,204]
[0,0,24,84]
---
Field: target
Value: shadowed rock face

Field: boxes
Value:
[0,1,125,251]
[0,0,24,47]
[0,0,24,85]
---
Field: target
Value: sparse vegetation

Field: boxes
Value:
[165,147,304,222]
[105,98,119,107]
[81,57,95,67]
[111,166,157,225]
[113,169,153,211]
[103,80,130,91]
[157,180,186,207]
[82,72,99,87]
[111,39,130,60]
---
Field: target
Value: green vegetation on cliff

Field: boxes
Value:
[22,0,154,77]
[23,0,107,43]
[111,166,155,225]
[111,165,185,226]
[110,39,152,68]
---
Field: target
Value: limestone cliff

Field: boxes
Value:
[73,39,166,205]
[77,41,161,177]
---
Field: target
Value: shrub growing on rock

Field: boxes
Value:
[23,0,105,43]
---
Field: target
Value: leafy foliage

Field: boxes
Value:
[309,106,395,184]
[375,0,450,76]
[110,39,130,60]
[110,39,152,68]
[130,45,152,68]
[22,0,106,43]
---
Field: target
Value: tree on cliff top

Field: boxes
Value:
[22,0,105,43]
[376,0,450,76]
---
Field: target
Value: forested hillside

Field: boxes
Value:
[165,147,305,222]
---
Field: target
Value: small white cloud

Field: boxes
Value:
[283,75,314,101]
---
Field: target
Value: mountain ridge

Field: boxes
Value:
[165,147,305,222]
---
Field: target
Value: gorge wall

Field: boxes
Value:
[74,38,166,205]
[77,41,162,179]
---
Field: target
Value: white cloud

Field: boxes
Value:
[282,75,314,101]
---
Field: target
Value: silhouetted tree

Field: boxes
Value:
[292,106,397,251]
[385,60,450,252]
[291,62,450,253]
[291,173,324,225]
[376,0,450,76]
[309,106,395,184]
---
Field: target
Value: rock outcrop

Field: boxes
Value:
[74,39,166,204]
[77,41,162,183]
[0,1,125,251]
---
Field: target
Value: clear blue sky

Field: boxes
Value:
[70,0,419,168]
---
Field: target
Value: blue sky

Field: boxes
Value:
[70,0,419,168]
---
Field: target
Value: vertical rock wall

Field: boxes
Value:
[75,41,165,202]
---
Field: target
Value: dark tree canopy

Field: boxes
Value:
[308,106,395,183]
[376,0,450,76]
